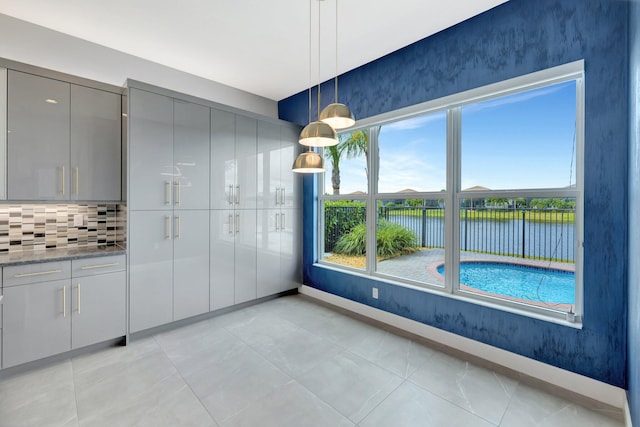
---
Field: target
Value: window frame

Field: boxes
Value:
[318,60,584,326]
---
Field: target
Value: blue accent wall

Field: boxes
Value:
[279,0,629,387]
[628,0,640,422]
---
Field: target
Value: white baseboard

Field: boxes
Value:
[299,285,627,410]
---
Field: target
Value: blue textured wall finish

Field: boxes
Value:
[628,0,640,422]
[279,0,629,387]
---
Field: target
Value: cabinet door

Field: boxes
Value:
[2,280,71,368]
[174,100,210,209]
[71,271,126,349]
[257,121,281,209]
[7,71,70,200]
[129,88,174,210]
[235,209,257,304]
[280,125,301,209]
[70,85,122,201]
[0,67,6,200]
[210,109,235,209]
[173,210,210,320]
[235,115,257,210]
[257,209,281,298]
[281,208,302,291]
[210,209,235,310]
[129,211,173,332]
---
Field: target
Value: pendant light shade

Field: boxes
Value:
[319,102,355,129]
[292,149,326,173]
[299,120,338,147]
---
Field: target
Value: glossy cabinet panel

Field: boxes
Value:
[257,209,282,298]
[210,109,236,209]
[129,210,174,332]
[210,209,235,310]
[257,120,281,209]
[173,210,210,320]
[7,70,70,200]
[174,100,210,210]
[2,279,72,368]
[71,270,126,349]
[129,88,174,210]
[281,208,302,290]
[280,125,301,209]
[70,85,121,201]
[235,115,257,210]
[4,260,71,287]
[234,209,257,304]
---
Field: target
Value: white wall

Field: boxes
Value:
[0,14,277,118]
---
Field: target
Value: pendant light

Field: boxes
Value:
[298,0,338,148]
[319,0,355,129]
[293,0,329,173]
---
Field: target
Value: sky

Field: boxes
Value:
[324,80,577,195]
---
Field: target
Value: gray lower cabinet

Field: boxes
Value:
[2,257,126,369]
[129,210,210,331]
[210,209,256,310]
[173,210,210,321]
[257,208,302,298]
[70,256,126,349]
[129,211,173,333]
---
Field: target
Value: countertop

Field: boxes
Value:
[0,245,126,267]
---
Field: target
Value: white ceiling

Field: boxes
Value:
[0,0,507,101]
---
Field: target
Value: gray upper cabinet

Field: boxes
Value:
[174,100,210,210]
[8,70,70,200]
[129,88,174,211]
[257,122,301,210]
[235,115,257,210]
[70,85,122,201]
[7,70,122,201]
[210,108,236,210]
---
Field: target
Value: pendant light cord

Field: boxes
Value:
[308,0,312,125]
[335,0,338,103]
[317,0,321,120]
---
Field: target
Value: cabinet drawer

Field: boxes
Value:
[3,261,71,287]
[72,255,126,277]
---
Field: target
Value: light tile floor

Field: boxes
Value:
[0,294,624,427]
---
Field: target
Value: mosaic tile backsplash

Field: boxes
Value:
[0,204,126,253]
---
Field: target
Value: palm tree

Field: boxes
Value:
[325,130,370,195]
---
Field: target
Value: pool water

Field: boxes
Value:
[437,262,575,304]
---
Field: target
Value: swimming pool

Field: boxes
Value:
[436,262,575,304]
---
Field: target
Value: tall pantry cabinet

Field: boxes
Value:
[128,88,210,333]
[127,82,302,334]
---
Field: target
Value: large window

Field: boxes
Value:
[319,62,584,323]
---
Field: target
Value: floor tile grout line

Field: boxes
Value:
[151,334,221,427]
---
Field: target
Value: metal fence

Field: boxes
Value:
[325,205,575,263]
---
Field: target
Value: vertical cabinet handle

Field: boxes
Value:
[62,286,67,317]
[275,213,280,231]
[77,284,81,314]
[75,167,79,196]
[175,215,181,239]
[165,215,172,240]
[228,185,234,205]
[281,212,285,231]
[61,166,65,195]
[165,181,172,205]
[235,214,240,234]
[282,188,286,206]
[228,214,234,234]
[175,181,181,205]
[275,188,280,206]
[236,186,240,205]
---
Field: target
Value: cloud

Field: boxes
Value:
[463,83,569,114]
[382,111,446,131]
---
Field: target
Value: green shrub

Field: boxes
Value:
[334,220,419,258]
